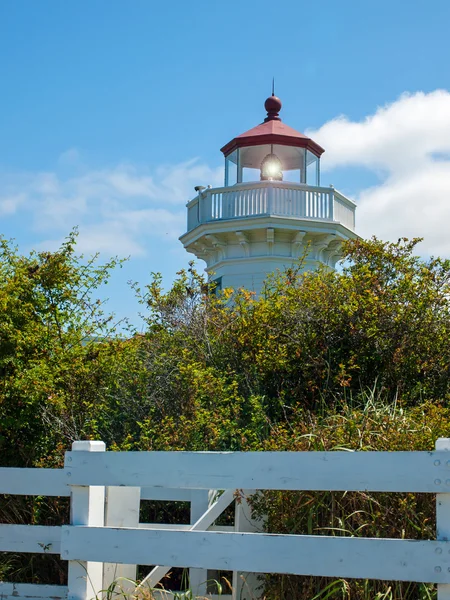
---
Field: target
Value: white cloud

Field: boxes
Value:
[0,193,26,216]
[5,92,450,261]
[0,157,221,256]
[308,90,450,255]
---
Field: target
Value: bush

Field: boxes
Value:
[2,234,450,598]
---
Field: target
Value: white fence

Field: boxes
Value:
[1,439,450,600]
[186,182,356,232]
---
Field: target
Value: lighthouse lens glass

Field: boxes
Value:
[260,153,283,181]
[225,150,238,185]
[266,161,278,175]
[306,150,319,186]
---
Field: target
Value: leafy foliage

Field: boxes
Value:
[0,230,134,466]
[1,234,450,598]
[129,236,450,446]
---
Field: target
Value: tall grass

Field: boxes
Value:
[251,389,447,599]
[97,574,232,599]
[1,391,449,598]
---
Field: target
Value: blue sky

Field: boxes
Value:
[1,0,450,324]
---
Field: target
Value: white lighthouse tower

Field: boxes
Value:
[179,94,357,293]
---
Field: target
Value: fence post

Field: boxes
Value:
[67,441,106,600]
[232,490,263,600]
[436,438,450,600]
[103,486,141,596]
[189,490,210,597]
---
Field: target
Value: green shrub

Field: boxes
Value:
[2,234,450,598]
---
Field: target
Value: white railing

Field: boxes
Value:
[334,188,356,230]
[2,440,450,599]
[186,182,356,233]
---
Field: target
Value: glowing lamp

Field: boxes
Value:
[260,153,283,181]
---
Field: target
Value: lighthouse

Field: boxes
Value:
[179,94,357,294]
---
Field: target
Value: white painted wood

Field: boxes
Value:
[182,180,356,296]
[66,441,105,600]
[189,489,210,597]
[232,490,263,600]
[185,182,355,232]
[138,523,234,531]
[6,444,450,594]
[0,524,61,554]
[135,489,235,592]
[333,190,355,230]
[139,523,192,530]
[103,486,140,596]
[140,487,191,501]
[61,527,450,584]
[65,450,450,493]
[0,583,68,599]
[436,438,450,600]
[0,468,68,496]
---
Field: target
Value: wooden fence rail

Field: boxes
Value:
[1,439,450,599]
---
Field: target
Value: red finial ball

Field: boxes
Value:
[264,95,282,122]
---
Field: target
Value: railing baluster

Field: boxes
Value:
[223,192,228,219]
[329,190,335,221]
[268,184,273,214]
[186,184,354,230]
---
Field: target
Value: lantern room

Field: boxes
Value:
[179,91,357,297]
[220,94,324,186]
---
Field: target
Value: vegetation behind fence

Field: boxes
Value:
[1,232,450,598]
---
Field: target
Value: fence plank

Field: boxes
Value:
[0,468,68,496]
[62,527,450,584]
[0,583,68,600]
[138,523,235,531]
[65,450,448,492]
[140,488,191,501]
[436,438,450,600]
[0,524,61,554]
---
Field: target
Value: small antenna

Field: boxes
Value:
[272,77,275,96]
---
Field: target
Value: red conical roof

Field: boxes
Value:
[220,95,324,158]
